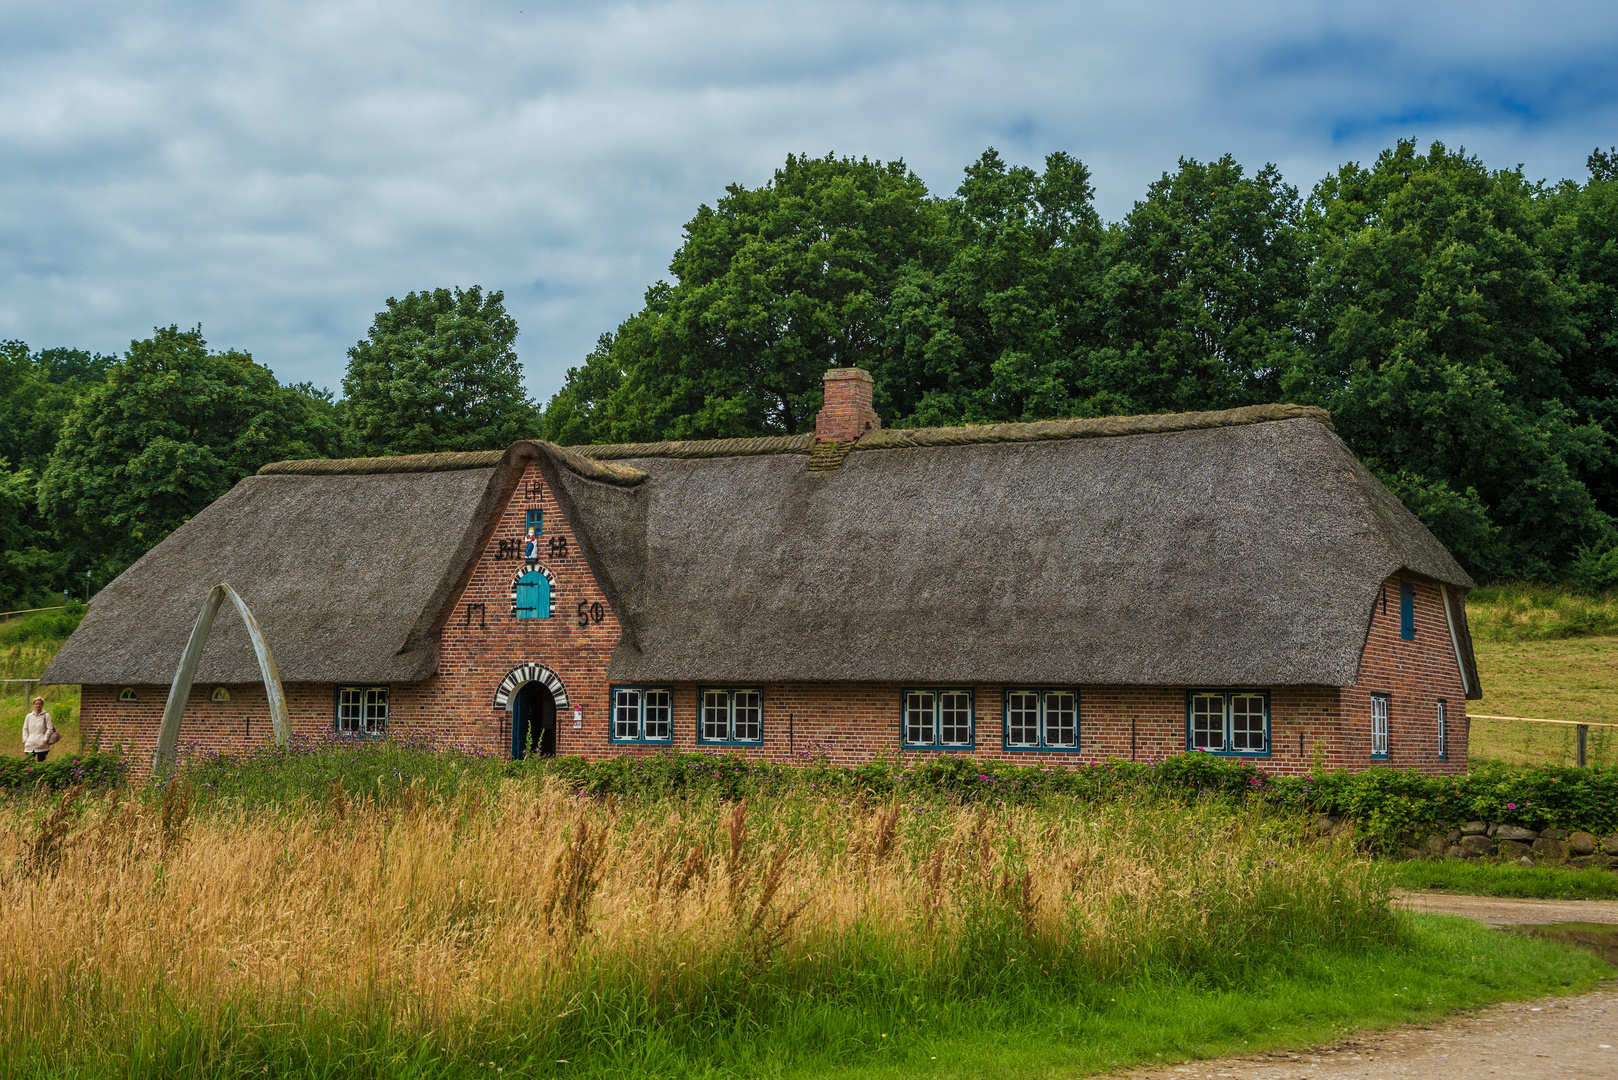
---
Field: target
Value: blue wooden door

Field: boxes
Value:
[515,571,549,619]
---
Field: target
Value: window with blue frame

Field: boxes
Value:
[699,688,763,744]
[526,508,543,535]
[1436,699,1447,760]
[1399,582,1415,640]
[903,689,973,748]
[1187,691,1269,755]
[1004,689,1079,750]
[513,570,550,619]
[336,686,388,734]
[610,686,672,743]
[1371,693,1390,758]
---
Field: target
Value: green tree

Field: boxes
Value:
[1094,155,1312,413]
[1300,139,1613,580]
[544,154,946,443]
[882,149,1107,425]
[342,287,533,455]
[39,326,336,582]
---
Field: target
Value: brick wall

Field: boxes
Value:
[1340,574,1470,775]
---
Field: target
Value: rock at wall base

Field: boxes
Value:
[1496,839,1533,859]
[1459,834,1494,857]
[1569,831,1596,857]
[1495,824,1539,842]
[1531,837,1570,863]
[1460,821,1488,836]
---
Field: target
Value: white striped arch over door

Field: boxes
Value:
[493,663,570,710]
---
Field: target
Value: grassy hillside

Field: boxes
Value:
[0,606,84,759]
[1465,586,1618,767]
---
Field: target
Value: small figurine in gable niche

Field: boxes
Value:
[524,527,539,562]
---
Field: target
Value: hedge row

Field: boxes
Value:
[536,750,1618,848]
[0,751,128,792]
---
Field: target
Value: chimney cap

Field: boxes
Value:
[824,366,874,382]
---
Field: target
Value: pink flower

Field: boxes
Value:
[1506,802,1517,810]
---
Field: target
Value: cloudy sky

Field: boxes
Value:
[2,0,1615,403]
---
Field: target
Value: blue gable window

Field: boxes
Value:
[514,570,550,619]
[1399,583,1415,640]
[526,508,543,535]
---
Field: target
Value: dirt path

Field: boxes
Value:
[1121,892,1618,1079]
[1393,889,1618,926]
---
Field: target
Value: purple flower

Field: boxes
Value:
[1506,802,1517,810]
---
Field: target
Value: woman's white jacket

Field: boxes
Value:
[21,710,55,753]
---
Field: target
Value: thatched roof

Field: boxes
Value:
[45,405,1478,692]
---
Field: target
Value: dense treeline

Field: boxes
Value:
[544,141,1618,586]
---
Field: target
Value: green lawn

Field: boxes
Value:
[1394,858,1618,900]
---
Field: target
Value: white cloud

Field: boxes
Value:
[1,0,1615,401]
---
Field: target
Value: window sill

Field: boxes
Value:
[902,743,976,752]
[1185,747,1271,758]
[1002,744,1083,753]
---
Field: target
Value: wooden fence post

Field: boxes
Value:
[1577,724,1588,767]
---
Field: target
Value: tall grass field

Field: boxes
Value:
[0,772,1606,1079]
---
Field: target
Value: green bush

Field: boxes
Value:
[0,750,126,791]
[0,600,85,646]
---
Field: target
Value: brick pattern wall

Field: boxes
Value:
[548,681,1344,775]
[1341,574,1470,775]
[78,472,1469,780]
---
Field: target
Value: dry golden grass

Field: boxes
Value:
[0,781,1383,1060]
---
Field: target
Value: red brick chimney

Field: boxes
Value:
[814,367,881,442]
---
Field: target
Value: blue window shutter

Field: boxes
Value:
[1399,583,1415,640]
[515,571,549,619]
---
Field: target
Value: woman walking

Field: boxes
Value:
[21,697,57,762]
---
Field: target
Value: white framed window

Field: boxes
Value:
[1004,689,1080,750]
[337,686,389,734]
[698,687,763,744]
[610,686,672,743]
[1436,699,1447,760]
[902,688,974,748]
[1371,693,1390,758]
[1185,691,1269,755]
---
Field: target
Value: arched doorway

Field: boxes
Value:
[512,681,557,759]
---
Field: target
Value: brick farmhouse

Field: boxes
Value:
[45,369,1482,776]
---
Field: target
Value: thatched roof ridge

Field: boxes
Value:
[578,434,817,460]
[261,442,646,486]
[569,403,1330,460]
[853,403,1332,450]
